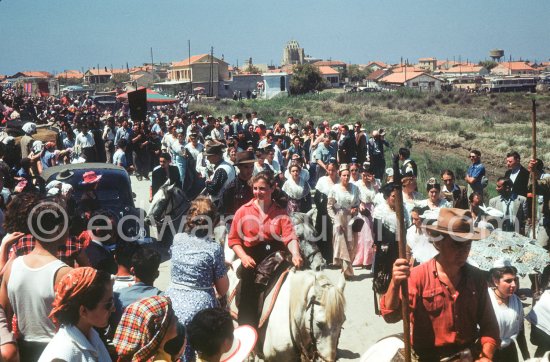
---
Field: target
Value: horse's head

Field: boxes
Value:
[147,181,173,224]
[292,212,326,271]
[290,271,346,362]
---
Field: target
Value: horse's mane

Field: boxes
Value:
[289,271,346,327]
[316,274,346,327]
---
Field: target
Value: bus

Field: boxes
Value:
[480,76,538,93]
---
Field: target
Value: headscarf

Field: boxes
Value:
[49,267,98,326]
[114,296,174,362]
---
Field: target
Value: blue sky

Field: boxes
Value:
[1,0,549,75]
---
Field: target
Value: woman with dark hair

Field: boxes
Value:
[38,267,113,361]
[281,161,311,213]
[352,166,379,268]
[228,171,303,327]
[417,177,451,213]
[164,196,229,361]
[327,164,360,279]
[314,161,339,264]
[372,183,404,297]
[488,260,529,362]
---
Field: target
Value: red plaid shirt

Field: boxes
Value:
[114,296,174,362]
[9,234,88,266]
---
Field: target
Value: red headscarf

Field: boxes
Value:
[49,267,98,326]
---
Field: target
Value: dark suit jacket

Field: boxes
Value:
[505,166,529,197]
[338,134,356,164]
[151,165,182,197]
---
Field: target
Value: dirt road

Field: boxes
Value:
[130,174,538,361]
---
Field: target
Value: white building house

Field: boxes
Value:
[378,72,442,92]
[262,73,291,99]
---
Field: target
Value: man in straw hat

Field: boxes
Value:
[203,140,235,207]
[380,208,500,361]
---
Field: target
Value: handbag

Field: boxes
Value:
[351,217,365,232]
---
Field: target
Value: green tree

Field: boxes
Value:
[478,60,498,71]
[346,64,372,82]
[245,64,262,74]
[290,64,325,95]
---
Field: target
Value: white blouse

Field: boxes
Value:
[488,288,524,348]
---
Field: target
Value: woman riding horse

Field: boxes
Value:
[227,171,303,328]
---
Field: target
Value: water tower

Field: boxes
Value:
[489,49,505,62]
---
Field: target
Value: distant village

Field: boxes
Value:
[2,40,550,99]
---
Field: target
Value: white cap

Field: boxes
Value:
[492,258,513,269]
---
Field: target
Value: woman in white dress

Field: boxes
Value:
[327,164,360,279]
[351,166,379,268]
[314,162,339,264]
[488,260,529,362]
[282,162,312,214]
[406,207,438,265]
[417,178,452,214]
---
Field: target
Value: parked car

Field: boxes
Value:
[41,163,148,242]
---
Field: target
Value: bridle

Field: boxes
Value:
[290,279,333,362]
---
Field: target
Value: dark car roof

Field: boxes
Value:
[42,163,127,181]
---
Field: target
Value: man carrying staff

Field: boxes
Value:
[380,208,500,361]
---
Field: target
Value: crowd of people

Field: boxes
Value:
[0,86,550,361]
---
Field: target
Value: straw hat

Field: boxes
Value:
[220,325,257,362]
[423,208,489,241]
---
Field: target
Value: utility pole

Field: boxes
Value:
[188,40,192,93]
[150,47,154,66]
[209,46,214,97]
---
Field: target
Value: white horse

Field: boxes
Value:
[227,261,346,361]
[147,180,190,243]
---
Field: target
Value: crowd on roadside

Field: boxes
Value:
[1,86,550,361]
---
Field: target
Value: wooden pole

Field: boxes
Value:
[532,99,537,239]
[392,154,411,362]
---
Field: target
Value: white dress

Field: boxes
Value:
[488,288,524,348]
[351,180,378,266]
[327,183,360,273]
[406,226,438,264]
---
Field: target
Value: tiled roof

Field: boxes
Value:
[367,61,389,69]
[317,66,339,75]
[440,65,485,73]
[379,71,429,84]
[55,70,84,79]
[366,69,388,81]
[16,71,53,78]
[172,54,227,67]
[313,60,346,67]
[391,65,423,73]
[419,57,436,62]
[497,61,536,71]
